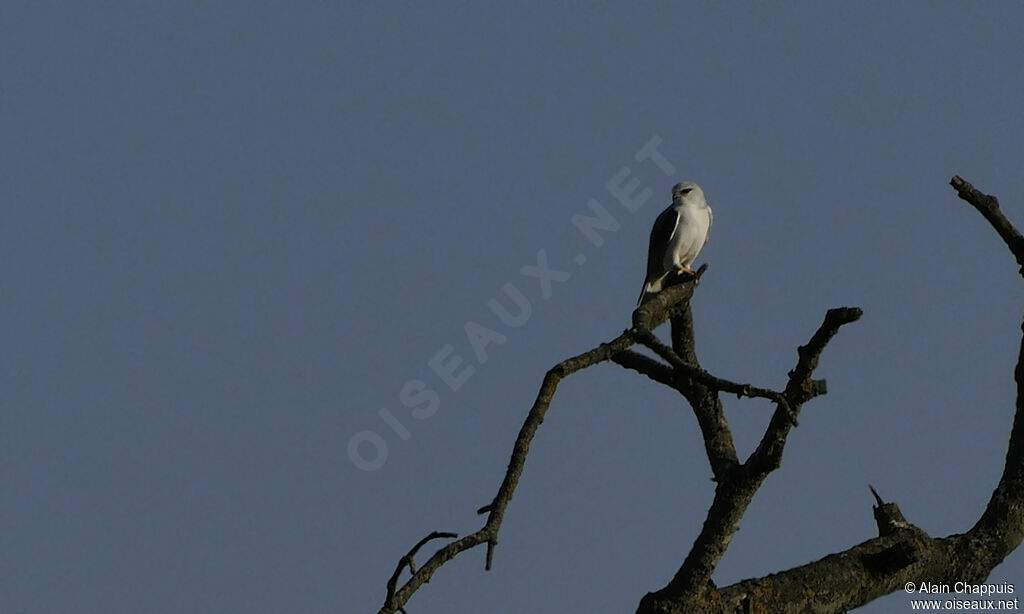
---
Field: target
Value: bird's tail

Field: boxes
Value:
[636,280,657,306]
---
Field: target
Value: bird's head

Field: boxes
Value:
[672,181,703,202]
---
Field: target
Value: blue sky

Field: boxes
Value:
[3,3,1024,613]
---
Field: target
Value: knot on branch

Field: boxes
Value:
[869,485,911,537]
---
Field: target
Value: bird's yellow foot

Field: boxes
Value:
[675,265,699,285]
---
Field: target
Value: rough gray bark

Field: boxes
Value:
[376,177,1023,614]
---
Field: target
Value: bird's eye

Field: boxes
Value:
[680,189,692,194]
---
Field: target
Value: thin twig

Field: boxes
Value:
[631,327,793,416]
[384,531,458,609]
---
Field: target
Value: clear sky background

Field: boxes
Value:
[3,3,1024,613]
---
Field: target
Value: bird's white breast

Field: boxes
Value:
[664,202,711,270]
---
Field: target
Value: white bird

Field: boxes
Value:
[637,181,713,305]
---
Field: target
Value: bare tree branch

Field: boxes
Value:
[612,350,680,390]
[631,327,792,413]
[376,326,640,613]
[663,293,742,483]
[746,307,862,477]
[951,175,1024,272]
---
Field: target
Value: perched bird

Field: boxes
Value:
[637,181,713,305]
